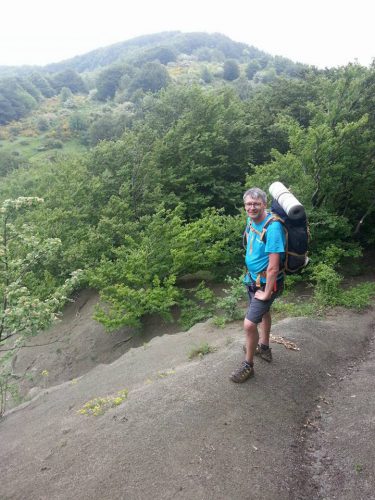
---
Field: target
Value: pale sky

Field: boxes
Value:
[1,0,374,69]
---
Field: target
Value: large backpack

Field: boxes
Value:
[266,199,309,275]
[244,199,310,278]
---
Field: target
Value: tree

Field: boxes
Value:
[223,59,240,81]
[17,77,42,102]
[0,78,38,124]
[69,112,89,133]
[95,65,127,101]
[137,46,177,65]
[51,69,87,94]
[246,60,261,80]
[254,67,277,84]
[201,66,213,84]
[129,62,170,94]
[29,72,55,97]
[60,86,73,102]
[150,87,252,217]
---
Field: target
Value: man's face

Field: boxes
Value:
[244,196,266,221]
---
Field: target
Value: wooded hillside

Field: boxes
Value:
[0,31,374,340]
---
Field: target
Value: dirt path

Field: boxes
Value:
[1,293,374,499]
[292,311,375,500]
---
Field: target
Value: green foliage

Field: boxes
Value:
[151,86,252,216]
[310,243,374,310]
[88,206,243,330]
[223,59,240,81]
[188,342,216,360]
[69,112,89,133]
[0,197,82,415]
[246,60,261,80]
[213,276,247,325]
[0,48,374,336]
[95,65,128,101]
[136,46,177,65]
[60,86,73,103]
[201,67,213,84]
[179,282,217,330]
[0,151,29,177]
[93,274,180,330]
[340,282,375,310]
[29,72,55,98]
[51,69,87,94]
[87,110,131,145]
[0,197,82,343]
[272,299,315,318]
[0,77,38,124]
[171,209,244,277]
[129,61,170,95]
[311,263,344,307]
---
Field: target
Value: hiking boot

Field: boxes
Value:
[256,344,272,362]
[230,361,254,383]
[243,344,273,362]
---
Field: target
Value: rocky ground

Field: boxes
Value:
[1,290,375,499]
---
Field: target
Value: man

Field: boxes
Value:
[230,187,286,383]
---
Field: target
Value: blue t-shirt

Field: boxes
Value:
[244,213,286,284]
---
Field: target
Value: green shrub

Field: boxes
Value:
[188,342,216,360]
[179,282,217,330]
[213,276,247,326]
[339,282,375,310]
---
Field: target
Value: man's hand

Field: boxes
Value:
[254,289,272,301]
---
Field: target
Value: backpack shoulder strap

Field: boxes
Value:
[258,213,285,242]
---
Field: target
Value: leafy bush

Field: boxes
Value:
[179,282,217,330]
[213,276,247,325]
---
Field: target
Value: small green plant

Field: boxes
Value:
[188,342,216,360]
[212,316,226,328]
[78,389,128,416]
[354,463,363,474]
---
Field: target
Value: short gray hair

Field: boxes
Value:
[243,188,267,203]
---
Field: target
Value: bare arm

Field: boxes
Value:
[255,253,280,301]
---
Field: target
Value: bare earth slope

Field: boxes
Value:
[1,294,374,500]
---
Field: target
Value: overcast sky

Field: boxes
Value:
[1,0,374,69]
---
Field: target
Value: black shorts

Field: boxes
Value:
[245,280,284,324]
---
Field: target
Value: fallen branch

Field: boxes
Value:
[270,335,300,351]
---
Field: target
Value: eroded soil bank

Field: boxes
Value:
[1,291,374,499]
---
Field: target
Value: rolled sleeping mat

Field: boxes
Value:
[269,182,305,220]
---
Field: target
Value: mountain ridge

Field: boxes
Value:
[0,30,301,78]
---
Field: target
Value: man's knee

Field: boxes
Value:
[244,318,257,334]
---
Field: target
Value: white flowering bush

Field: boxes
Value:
[0,197,82,415]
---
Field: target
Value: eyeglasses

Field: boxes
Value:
[244,202,262,208]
